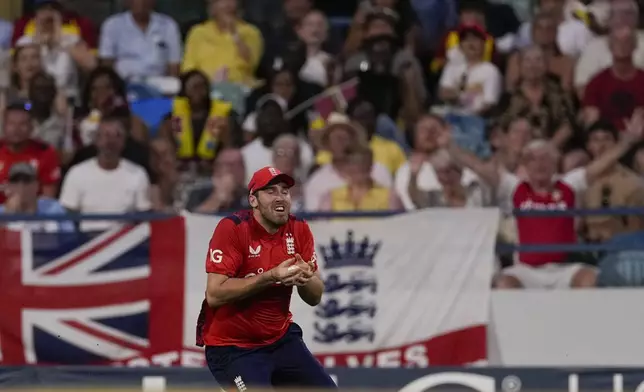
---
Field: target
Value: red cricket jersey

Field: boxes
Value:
[513,180,577,266]
[0,140,61,203]
[196,210,318,348]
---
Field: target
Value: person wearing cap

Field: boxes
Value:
[0,102,61,204]
[0,162,74,233]
[343,9,427,108]
[197,166,336,390]
[11,0,98,50]
[438,22,502,116]
[305,112,393,210]
[430,1,496,73]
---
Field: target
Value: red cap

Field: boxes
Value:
[457,23,488,40]
[248,166,295,194]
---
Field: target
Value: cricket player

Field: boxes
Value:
[196,166,337,390]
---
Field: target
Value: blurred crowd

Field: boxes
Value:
[2,0,644,287]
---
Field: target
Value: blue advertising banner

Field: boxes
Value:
[2,367,644,391]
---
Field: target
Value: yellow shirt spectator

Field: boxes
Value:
[182,20,263,85]
[315,135,407,175]
[319,185,402,212]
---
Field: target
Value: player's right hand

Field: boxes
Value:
[270,257,303,285]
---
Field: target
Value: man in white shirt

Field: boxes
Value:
[99,0,182,79]
[59,115,151,231]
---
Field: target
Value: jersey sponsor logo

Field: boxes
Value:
[249,245,261,258]
[209,249,223,263]
[519,199,568,211]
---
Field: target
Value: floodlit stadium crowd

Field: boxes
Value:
[2,0,644,286]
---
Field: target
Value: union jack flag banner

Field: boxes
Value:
[0,210,497,367]
[0,218,188,365]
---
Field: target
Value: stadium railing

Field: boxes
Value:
[2,207,644,253]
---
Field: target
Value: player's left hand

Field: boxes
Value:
[288,254,314,287]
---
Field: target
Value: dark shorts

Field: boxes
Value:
[205,323,337,390]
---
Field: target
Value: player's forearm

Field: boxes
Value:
[297,276,324,306]
[206,273,277,308]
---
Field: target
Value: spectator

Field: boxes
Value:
[11,0,98,50]
[8,44,42,101]
[28,71,68,149]
[241,96,313,183]
[487,116,535,178]
[407,149,490,208]
[158,70,233,173]
[296,10,332,87]
[496,46,576,150]
[64,114,155,193]
[0,162,73,232]
[582,120,644,242]
[14,0,96,99]
[185,148,249,213]
[344,0,420,56]
[99,0,182,79]
[438,23,502,116]
[582,26,644,131]
[516,0,593,58]
[344,10,427,120]
[0,18,12,50]
[149,137,179,211]
[505,12,575,91]
[59,115,152,231]
[182,0,263,85]
[271,134,304,211]
[0,103,60,204]
[319,144,402,211]
[394,114,479,210]
[76,67,148,145]
[315,99,406,175]
[253,0,313,70]
[575,0,644,98]
[244,65,320,137]
[430,1,496,73]
[305,113,392,210]
[445,113,644,289]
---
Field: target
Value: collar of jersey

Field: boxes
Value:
[249,212,287,238]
